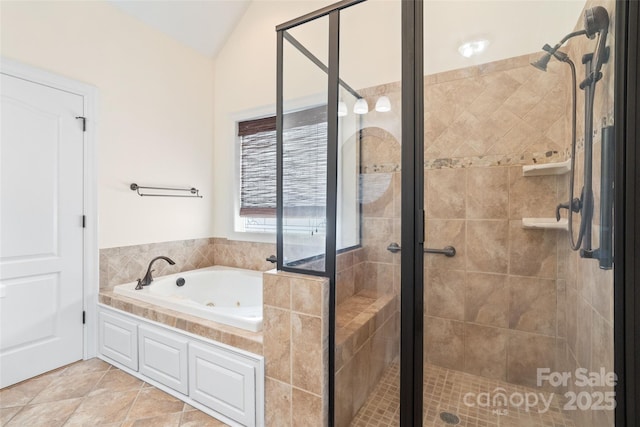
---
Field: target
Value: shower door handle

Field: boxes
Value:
[386,242,456,257]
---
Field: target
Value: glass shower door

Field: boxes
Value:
[422,1,616,426]
[334,1,403,425]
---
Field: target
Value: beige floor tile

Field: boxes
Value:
[0,406,22,424]
[64,389,139,426]
[90,369,144,395]
[3,359,232,427]
[0,376,55,408]
[121,412,182,427]
[350,361,576,427]
[127,388,184,420]
[30,372,105,405]
[182,403,197,412]
[60,358,111,377]
[6,397,82,427]
[180,410,229,427]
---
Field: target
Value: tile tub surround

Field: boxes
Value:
[100,238,216,290]
[0,358,228,427]
[101,267,332,426]
[262,269,330,427]
[100,238,276,290]
[98,292,263,355]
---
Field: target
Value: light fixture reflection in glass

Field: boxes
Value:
[338,101,348,117]
[458,39,490,58]
[353,98,368,114]
[375,96,391,112]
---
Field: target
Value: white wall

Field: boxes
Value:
[212,0,332,242]
[1,1,215,249]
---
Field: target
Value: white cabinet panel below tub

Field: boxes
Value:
[189,342,257,427]
[99,310,138,370]
[138,325,189,395]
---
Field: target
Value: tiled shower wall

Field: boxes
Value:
[557,1,615,426]
[99,238,276,290]
[416,53,568,387]
[353,52,574,389]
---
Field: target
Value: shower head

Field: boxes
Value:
[531,52,552,72]
[530,44,570,71]
[584,6,610,39]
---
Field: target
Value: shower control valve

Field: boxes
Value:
[556,198,582,221]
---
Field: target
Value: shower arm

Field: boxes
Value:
[544,30,588,59]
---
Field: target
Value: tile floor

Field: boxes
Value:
[350,361,577,427]
[0,358,229,427]
[1,357,581,427]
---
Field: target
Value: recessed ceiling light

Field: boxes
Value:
[458,39,490,58]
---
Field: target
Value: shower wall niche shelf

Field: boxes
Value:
[522,158,571,176]
[522,217,569,230]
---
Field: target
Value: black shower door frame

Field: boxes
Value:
[276,0,639,425]
[614,0,640,425]
[276,0,426,424]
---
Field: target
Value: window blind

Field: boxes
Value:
[239,106,327,217]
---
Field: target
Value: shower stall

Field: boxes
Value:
[275,0,627,425]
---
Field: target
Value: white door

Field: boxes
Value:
[0,73,85,387]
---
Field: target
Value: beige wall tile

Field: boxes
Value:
[336,252,354,273]
[362,262,394,295]
[351,340,371,413]
[507,332,556,389]
[426,220,466,270]
[464,324,508,381]
[291,313,323,395]
[556,280,567,338]
[292,278,322,317]
[265,378,291,427]
[466,220,509,274]
[566,288,578,355]
[263,272,291,310]
[587,259,614,322]
[509,276,556,336]
[576,296,593,370]
[467,167,509,219]
[465,272,509,328]
[292,388,324,427]
[509,167,558,220]
[361,173,394,218]
[263,306,291,383]
[336,268,355,306]
[335,362,354,427]
[509,221,557,278]
[426,168,466,219]
[424,316,464,371]
[425,269,465,320]
[360,133,400,169]
[590,312,614,374]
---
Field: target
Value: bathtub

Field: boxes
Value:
[113,266,263,332]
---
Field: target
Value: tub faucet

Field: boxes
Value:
[136,256,176,289]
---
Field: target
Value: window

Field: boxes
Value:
[238,106,328,233]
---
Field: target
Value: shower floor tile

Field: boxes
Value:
[0,358,228,427]
[350,361,576,427]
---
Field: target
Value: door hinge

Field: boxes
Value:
[75,116,86,132]
[82,215,86,228]
[82,311,86,324]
